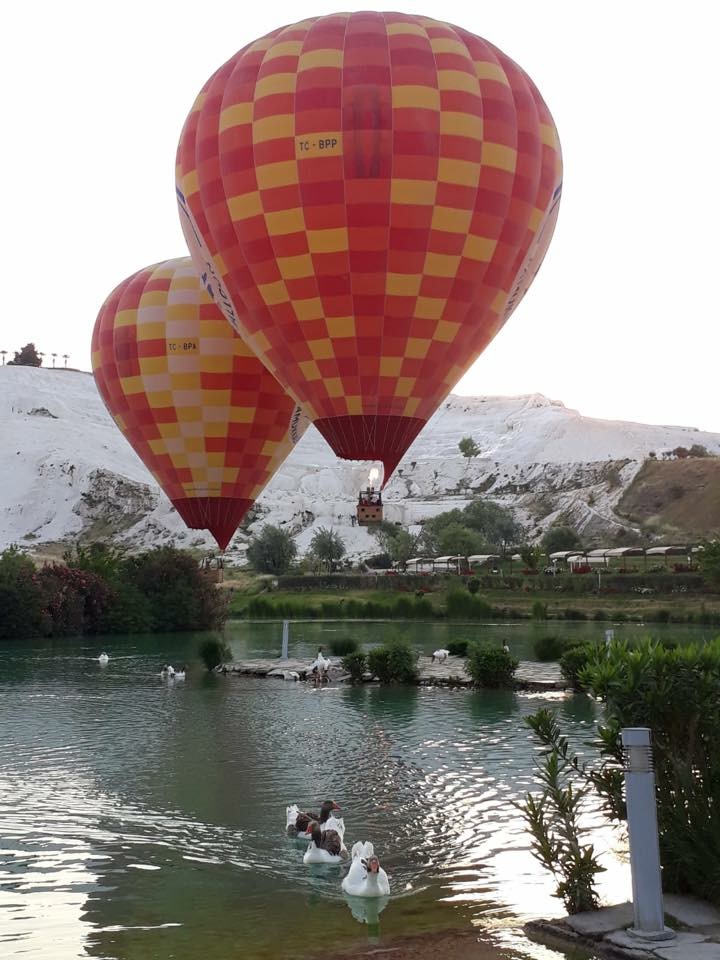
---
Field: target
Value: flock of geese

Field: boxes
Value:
[95,656,389,902]
[96,653,186,680]
[286,801,391,898]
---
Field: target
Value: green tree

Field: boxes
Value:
[699,540,720,585]
[520,544,543,571]
[541,524,582,556]
[458,436,480,458]
[309,526,346,572]
[123,546,228,631]
[246,524,297,575]
[63,541,125,581]
[371,522,418,570]
[437,522,486,557]
[388,529,417,570]
[462,500,521,551]
[8,343,42,366]
[0,546,44,639]
[419,501,520,557]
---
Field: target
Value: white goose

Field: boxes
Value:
[98,653,109,666]
[432,649,450,663]
[303,815,348,864]
[342,841,390,897]
[160,665,175,678]
[308,651,331,673]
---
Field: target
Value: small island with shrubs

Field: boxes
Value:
[221,632,528,690]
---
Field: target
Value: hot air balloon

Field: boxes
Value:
[91,258,306,550]
[176,12,562,484]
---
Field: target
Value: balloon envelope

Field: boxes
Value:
[91,258,306,549]
[176,12,562,481]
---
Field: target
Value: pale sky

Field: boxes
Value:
[1,2,718,430]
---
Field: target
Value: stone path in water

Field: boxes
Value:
[221,655,564,691]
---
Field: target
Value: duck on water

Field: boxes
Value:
[286,800,340,838]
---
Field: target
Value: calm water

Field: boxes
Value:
[1,619,692,960]
[222,617,716,662]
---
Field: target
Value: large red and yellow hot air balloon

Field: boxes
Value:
[176,12,561,482]
[91,258,306,549]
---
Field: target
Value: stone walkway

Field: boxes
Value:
[221,655,565,691]
[527,896,720,959]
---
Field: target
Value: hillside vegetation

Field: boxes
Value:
[617,458,720,539]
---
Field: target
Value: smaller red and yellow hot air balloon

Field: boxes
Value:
[91,258,306,549]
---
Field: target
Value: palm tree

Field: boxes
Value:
[0,350,6,365]
[38,352,45,366]
[62,354,69,368]
[51,352,57,368]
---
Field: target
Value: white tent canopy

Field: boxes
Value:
[646,546,688,556]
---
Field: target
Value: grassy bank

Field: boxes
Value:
[226,583,720,624]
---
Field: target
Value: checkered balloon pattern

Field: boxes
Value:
[176,11,562,482]
[91,258,306,549]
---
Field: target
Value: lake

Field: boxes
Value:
[3,619,704,959]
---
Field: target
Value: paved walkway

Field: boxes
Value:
[528,896,720,958]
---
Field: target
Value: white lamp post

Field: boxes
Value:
[621,727,674,941]
[281,620,290,659]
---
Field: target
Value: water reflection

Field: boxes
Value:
[344,893,389,940]
[0,633,628,959]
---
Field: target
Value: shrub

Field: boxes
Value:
[341,651,367,682]
[531,599,548,621]
[396,596,416,618]
[592,610,607,621]
[445,590,493,620]
[582,639,720,904]
[367,636,419,684]
[366,553,392,569]
[199,638,232,671]
[467,577,480,595]
[329,636,358,656]
[559,643,597,691]
[447,638,469,657]
[466,642,518,688]
[532,634,566,662]
[412,597,434,619]
[521,710,606,913]
[563,608,588,621]
[319,600,343,618]
[244,596,275,618]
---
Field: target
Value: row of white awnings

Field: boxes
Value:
[550,546,694,560]
[405,546,696,571]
